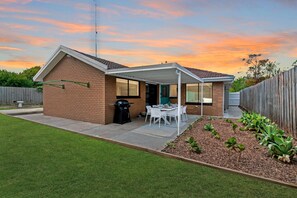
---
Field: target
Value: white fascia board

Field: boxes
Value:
[60,46,107,71]
[33,45,108,82]
[106,63,176,75]
[33,46,63,81]
[202,76,235,82]
[175,63,204,83]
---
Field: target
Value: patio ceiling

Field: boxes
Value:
[105,63,203,84]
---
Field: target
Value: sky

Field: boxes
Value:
[0,0,297,76]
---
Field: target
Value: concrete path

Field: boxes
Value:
[224,106,243,119]
[0,108,43,115]
[15,113,198,151]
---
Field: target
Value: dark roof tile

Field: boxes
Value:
[185,67,233,78]
[75,50,128,70]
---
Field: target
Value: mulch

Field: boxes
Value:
[163,117,297,184]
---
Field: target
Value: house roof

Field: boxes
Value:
[33,45,234,83]
[74,50,128,70]
[185,67,233,79]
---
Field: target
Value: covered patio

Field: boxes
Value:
[106,62,204,135]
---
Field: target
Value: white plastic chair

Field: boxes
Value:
[145,106,151,122]
[167,108,182,125]
[150,108,167,128]
[182,105,188,120]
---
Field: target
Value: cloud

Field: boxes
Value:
[0,46,22,51]
[0,58,41,69]
[139,0,193,17]
[0,31,55,46]
[96,31,297,75]
[22,17,113,34]
[0,6,43,14]
[0,0,32,4]
[74,2,119,15]
[104,37,192,48]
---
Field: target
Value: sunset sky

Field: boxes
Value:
[0,0,296,76]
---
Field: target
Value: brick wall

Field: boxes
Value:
[104,75,146,124]
[43,56,106,123]
[170,82,224,116]
[43,56,146,124]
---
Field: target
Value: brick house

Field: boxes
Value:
[34,45,234,125]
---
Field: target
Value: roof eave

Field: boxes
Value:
[202,76,235,82]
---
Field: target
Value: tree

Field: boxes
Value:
[229,77,247,92]
[0,66,40,88]
[20,66,41,87]
[242,54,269,81]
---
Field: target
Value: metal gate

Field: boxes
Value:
[229,92,240,106]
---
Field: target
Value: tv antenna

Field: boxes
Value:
[93,0,98,57]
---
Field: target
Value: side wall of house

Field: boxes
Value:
[170,82,224,116]
[43,56,106,124]
[105,75,146,124]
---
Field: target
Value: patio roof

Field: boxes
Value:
[106,62,204,84]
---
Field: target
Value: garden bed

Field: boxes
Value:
[163,117,297,184]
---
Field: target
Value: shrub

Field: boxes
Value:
[259,125,284,146]
[204,123,214,132]
[185,137,202,154]
[239,111,297,163]
[268,136,297,163]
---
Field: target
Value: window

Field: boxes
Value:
[169,85,177,97]
[186,83,213,104]
[116,78,139,97]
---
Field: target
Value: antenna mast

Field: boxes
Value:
[94,0,98,57]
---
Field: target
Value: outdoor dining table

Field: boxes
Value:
[159,107,176,125]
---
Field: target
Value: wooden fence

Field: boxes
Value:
[0,86,43,105]
[240,67,297,138]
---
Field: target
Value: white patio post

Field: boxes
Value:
[200,82,204,116]
[177,70,181,135]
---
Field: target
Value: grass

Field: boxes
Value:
[0,114,296,197]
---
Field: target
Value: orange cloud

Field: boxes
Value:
[22,17,113,34]
[0,46,22,51]
[0,59,41,69]
[96,32,297,75]
[0,32,55,46]
[139,0,192,17]
[105,37,192,48]
[289,48,297,57]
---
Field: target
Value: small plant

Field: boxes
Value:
[232,123,238,132]
[225,137,245,161]
[203,123,214,131]
[207,116,215,120]
[239,127,246,131]
[211,130,220,139]
[166,142,176,149]
[225,119,233,123]
[225,137,237,149]
[185,137,202,154]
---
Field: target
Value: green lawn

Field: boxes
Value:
[0,114,296,197]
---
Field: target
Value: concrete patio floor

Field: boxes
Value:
[15,113,199,151]
[224,106,243,119]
